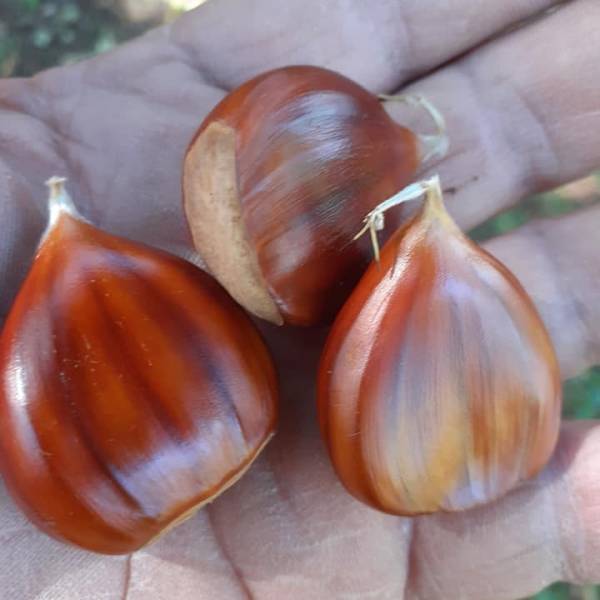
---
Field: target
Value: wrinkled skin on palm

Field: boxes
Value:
[0,0,599,598]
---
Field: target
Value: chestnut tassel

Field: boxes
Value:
[183,65,447,326]
[0,178,278,554]
[318,176,561,515]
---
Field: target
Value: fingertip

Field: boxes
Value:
[555,420,600,584]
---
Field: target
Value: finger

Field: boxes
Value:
[482,204,600,379]
[407,420,600,600]
[387,0,600,229]
[171,0,564,90]
[0,477,264,599]
[0,481,128,598]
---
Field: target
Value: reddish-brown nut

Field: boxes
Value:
[183,65,444,326]
[0,178,278,554]
[318,177,561,515]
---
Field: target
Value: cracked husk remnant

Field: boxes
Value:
[183,121,283,325]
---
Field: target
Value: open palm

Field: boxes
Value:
[0,1,599,598]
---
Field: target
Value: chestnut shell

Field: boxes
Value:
[184,65,418,326]
[317,193,561,515]
[0,211,278,554]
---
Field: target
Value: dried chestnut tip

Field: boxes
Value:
[45,175,67,198]
[43,175,82,231]
[355,174,452,261]
[379,94,449,164]
[418,175,459,229]
[183,122,284,326]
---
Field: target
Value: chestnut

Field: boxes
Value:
[0,178,278,554]
[183,65,445,326]
[318,176,561,515]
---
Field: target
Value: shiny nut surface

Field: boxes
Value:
[0,188,278,554]
[318,183,561,514]
[184,65,419,326]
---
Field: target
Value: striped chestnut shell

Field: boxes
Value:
[0,179,278,554]
[318,178,561,515]
[183,65,426,327]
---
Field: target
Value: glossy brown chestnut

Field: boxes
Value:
[318,177,561,515]
[183,65,429,326]
[0,178,278,554]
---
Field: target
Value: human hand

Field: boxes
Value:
[0,1,599,598]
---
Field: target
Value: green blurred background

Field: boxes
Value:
[1,1,599,598]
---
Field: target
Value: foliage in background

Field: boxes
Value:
[532,582,600,600]
[470,172,600,243]
[2,2,600,599]
[0,0,167,77]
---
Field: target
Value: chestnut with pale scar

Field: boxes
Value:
[183,65,446,327]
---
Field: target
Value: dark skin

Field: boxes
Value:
[0,0,599,597]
